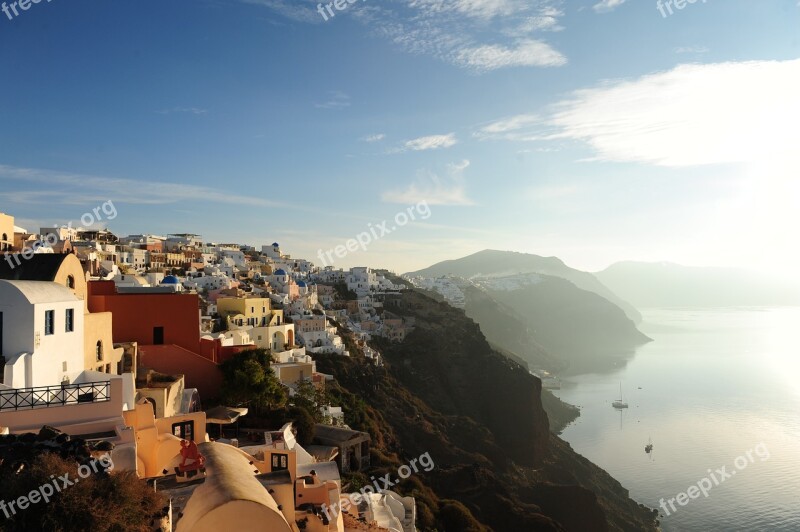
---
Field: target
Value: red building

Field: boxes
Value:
[88,281,223,398]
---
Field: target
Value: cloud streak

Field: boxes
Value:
[245,0,568,72]
[400,133,458,152]
[0,165,285,207]
[478,59,800,168]
[382,159,475,205]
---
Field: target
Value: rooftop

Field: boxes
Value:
[0,253,73,282]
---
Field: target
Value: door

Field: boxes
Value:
[153,326,164,345]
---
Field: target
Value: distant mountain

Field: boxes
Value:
[596,262,800,308]
[407,251,651,371]
[409,249,642,323]
[470,274,651,370]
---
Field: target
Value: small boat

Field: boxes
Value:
[612,383,629,409]
[645,437,654,454]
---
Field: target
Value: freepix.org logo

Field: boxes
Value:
[0,455,114,518]
[2,0,55,22]
[317,0,366,22]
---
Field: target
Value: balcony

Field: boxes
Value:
[0,381,111,411]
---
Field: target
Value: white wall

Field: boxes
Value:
[0,283,85,388]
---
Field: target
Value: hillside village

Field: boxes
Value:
[0,211,418,532]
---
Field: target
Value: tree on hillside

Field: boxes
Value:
[0,453,166,532]
[219,348,287,413]
[291,379,331,422]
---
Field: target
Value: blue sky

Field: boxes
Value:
[1,0,799,274]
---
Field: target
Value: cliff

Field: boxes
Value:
[314,289,658,531]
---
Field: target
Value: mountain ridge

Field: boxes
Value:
[407,249,642,323]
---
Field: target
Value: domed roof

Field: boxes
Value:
[272,242,280,247]
[274,269,287,276]
[297,281,307,287]
[162,275,180,284]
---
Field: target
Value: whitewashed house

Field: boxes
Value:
[0,280,86,388]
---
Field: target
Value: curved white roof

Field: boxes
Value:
[177,442,291,532]
[0,280,79,304]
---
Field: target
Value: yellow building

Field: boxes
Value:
[217,295,284,329]
[0,212,14,252]
[122,398,208,478]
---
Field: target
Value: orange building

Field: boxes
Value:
[87,281,222,397]
[88,281,202,353]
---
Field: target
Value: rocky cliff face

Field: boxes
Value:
[315,289,658,531]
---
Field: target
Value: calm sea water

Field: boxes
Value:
[553,308,800,532]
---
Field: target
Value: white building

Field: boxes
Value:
[0,280,86,388]
[117,247,149,271]
[346,267,377,295]
[261,242,282,259]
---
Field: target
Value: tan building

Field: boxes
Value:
[159,423,346,532]
[136,370,191,419]
[122,398,208,478]
[0,212,13,252]
[218,295,284,329]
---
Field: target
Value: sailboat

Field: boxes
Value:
[645,437,654,454]
[612,383,629,409]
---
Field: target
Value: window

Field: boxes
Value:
[66,275,75,289]
[153,326,164,345]
[96,340,103,362]
[65,309,74,332]
[45,310,55,335]
[172,420,195,441]
[271,453,289,471]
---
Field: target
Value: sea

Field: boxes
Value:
[552,307,800,532]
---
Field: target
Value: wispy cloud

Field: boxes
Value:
[382,159,474,205]
[474,114,540,140]
[315,91,351,109]
[397,133,459,152]
[479,59,800,168]
[246,0,568,72]
[545,59,800,167]
[156,107,208,115]
[454,39,566,70]
[240,0,322,23]
[593,0,627,13]
[361,133,386,143]
[674,45,709,54]
[0,165,284,207]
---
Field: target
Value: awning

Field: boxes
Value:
[204,405,248,425]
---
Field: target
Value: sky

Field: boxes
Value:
[1,0,799,275]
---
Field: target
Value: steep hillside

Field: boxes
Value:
[408,250,641,323]
[597,261,800,308]
[315,289,659,532]
[462,284,565,372]
[478,275,651,370]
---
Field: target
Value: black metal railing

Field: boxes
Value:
[0,381,111,411]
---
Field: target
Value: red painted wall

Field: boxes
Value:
[198,338,253,365]
[88,281,201,353]
[138,345,223,399]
